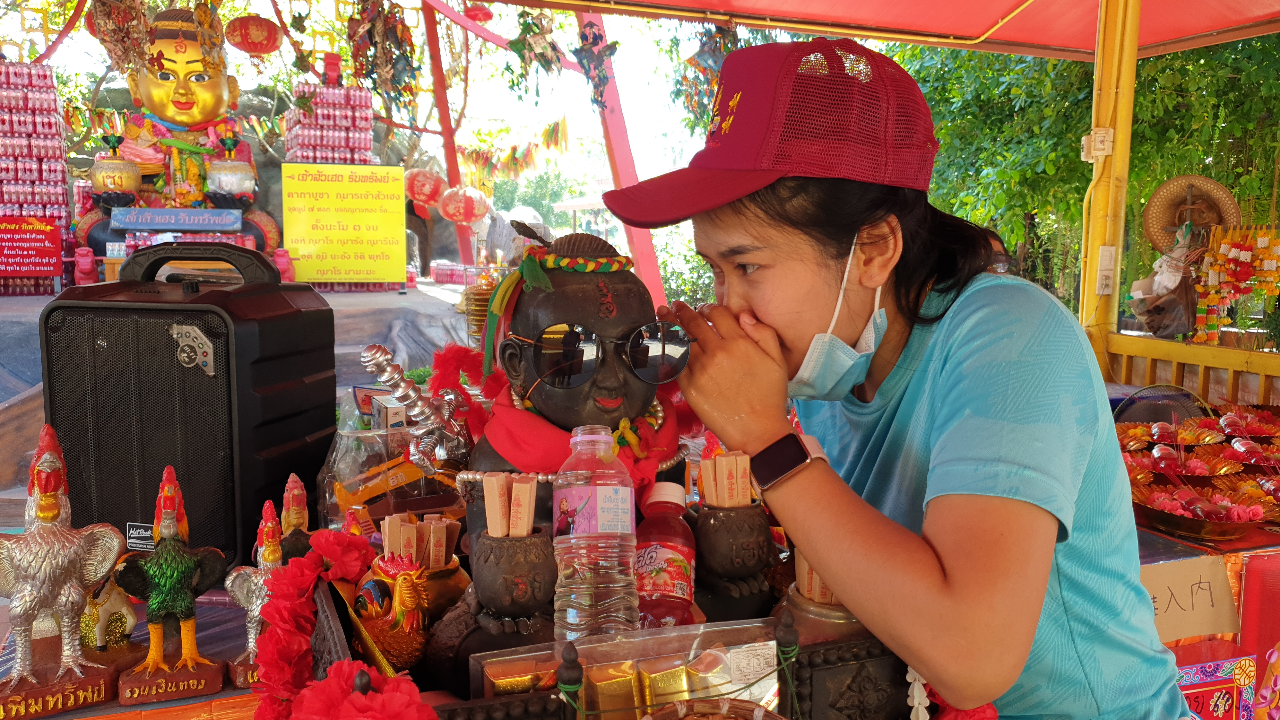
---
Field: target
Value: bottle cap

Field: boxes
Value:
[645,481,686,509]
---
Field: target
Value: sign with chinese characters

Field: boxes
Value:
[0,217,60,277]
[109,208,242,232]
[1140,555,1240,643]
[280,164,406,283]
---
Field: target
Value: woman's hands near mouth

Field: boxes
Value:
[658,301,794,455]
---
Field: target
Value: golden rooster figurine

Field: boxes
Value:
[280,473,313,563]
[353,555,431,672]
[114,467,228,677]
[225,501,282,664]
[0,425,124,690]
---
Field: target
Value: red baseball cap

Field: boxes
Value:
[603,38,939,229]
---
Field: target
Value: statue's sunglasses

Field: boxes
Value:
[508,321,692,390]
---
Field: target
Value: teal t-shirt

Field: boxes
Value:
[795,273,1188,719]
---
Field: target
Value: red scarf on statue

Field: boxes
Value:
[480,382,681,506]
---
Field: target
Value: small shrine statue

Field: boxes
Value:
[82,574,138,652]
[226,501,282,664]
[281,473,314,562]
[0,426,125,689]
[422,232,686,697]
[114,467,228,677]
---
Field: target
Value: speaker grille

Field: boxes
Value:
[44,306,236,557]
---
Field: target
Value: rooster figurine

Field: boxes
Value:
[114,467,228,677]
[280,473,313,562]
[225,501,282,663]
[0,425,124,690]
[352,555,431,672]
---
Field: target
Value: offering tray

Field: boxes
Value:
[1122,450,1242,478]
[1132,502,1262,541]
[1185,416,1280,438]
[1131,480,1277,541]
[1118,422,1225,450]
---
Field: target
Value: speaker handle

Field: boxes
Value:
[119,242,282,284]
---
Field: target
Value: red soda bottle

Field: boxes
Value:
[636,482,696,629]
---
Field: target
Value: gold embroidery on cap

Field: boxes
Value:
[798,52,829,75]
[836,49,872,82]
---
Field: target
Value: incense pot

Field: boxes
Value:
[694,501,778,622]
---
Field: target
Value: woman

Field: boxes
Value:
[604,39,1186,718]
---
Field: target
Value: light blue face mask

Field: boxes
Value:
[786,238,887,401]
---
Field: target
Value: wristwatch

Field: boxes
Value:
[749,433,828,494]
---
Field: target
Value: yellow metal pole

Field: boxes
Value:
[1079,0,1141,382]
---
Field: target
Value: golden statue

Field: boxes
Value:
[82,2,281,252]
[81,6,251,210]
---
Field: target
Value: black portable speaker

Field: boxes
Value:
[40,243,336,567]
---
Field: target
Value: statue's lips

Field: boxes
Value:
[594,396,624,410]
[170,101,196,111]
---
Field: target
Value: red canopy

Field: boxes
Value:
[507,0,1280,59]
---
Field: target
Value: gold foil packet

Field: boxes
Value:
[585,661,642,720]
[485,659,539,697]
[638,655,690,709]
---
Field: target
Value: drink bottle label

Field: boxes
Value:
[553,486,634,537]
[635,541,694,602]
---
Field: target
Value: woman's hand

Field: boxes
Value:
[658,301,794,455]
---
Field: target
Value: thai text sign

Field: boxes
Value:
[109,207,242,232]
[0,216,60,276]
[281,164,406,282]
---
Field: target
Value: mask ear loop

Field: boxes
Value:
[827,233,860,335]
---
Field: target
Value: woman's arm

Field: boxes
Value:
[759,457,1057,709]
[662,301,1058,709]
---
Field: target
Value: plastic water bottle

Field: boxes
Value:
[636,481,696,628]
[552,425,640,645]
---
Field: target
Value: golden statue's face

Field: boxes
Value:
[127,36,239,128]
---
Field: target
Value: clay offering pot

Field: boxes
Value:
[695,501,776,579]
[469,527,557,618]
[770,582,871,646]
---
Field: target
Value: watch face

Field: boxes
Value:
[754,434,810,488]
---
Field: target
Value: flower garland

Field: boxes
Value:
[254,529,377,720]
[1193,224,1280,344]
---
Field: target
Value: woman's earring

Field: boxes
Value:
[510,385,524,407]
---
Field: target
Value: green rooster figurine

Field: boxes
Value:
[114,467,228,677]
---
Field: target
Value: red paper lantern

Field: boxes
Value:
[225,15,284,59]
[405,169,448,217]
[438,186,490,224]
[463,4,493,23]
[84,8,97,38]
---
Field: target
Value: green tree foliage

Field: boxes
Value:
[490,170,580,228]
[654,224,715,306]
[890,36,1280,313]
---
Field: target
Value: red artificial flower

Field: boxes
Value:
[254,694,292,720]
[294,660,436,720]
[312,529,377,583]
[256,627,314,696]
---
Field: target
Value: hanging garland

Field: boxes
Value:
[457,117,566,179]
[505,9,563,96]
[1193,224,1280,344]
[348,0,420,114]
[571,21,617,109]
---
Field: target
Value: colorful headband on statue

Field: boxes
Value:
[482,244,635,376]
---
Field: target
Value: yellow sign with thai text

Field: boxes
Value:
[281,163,406,282]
